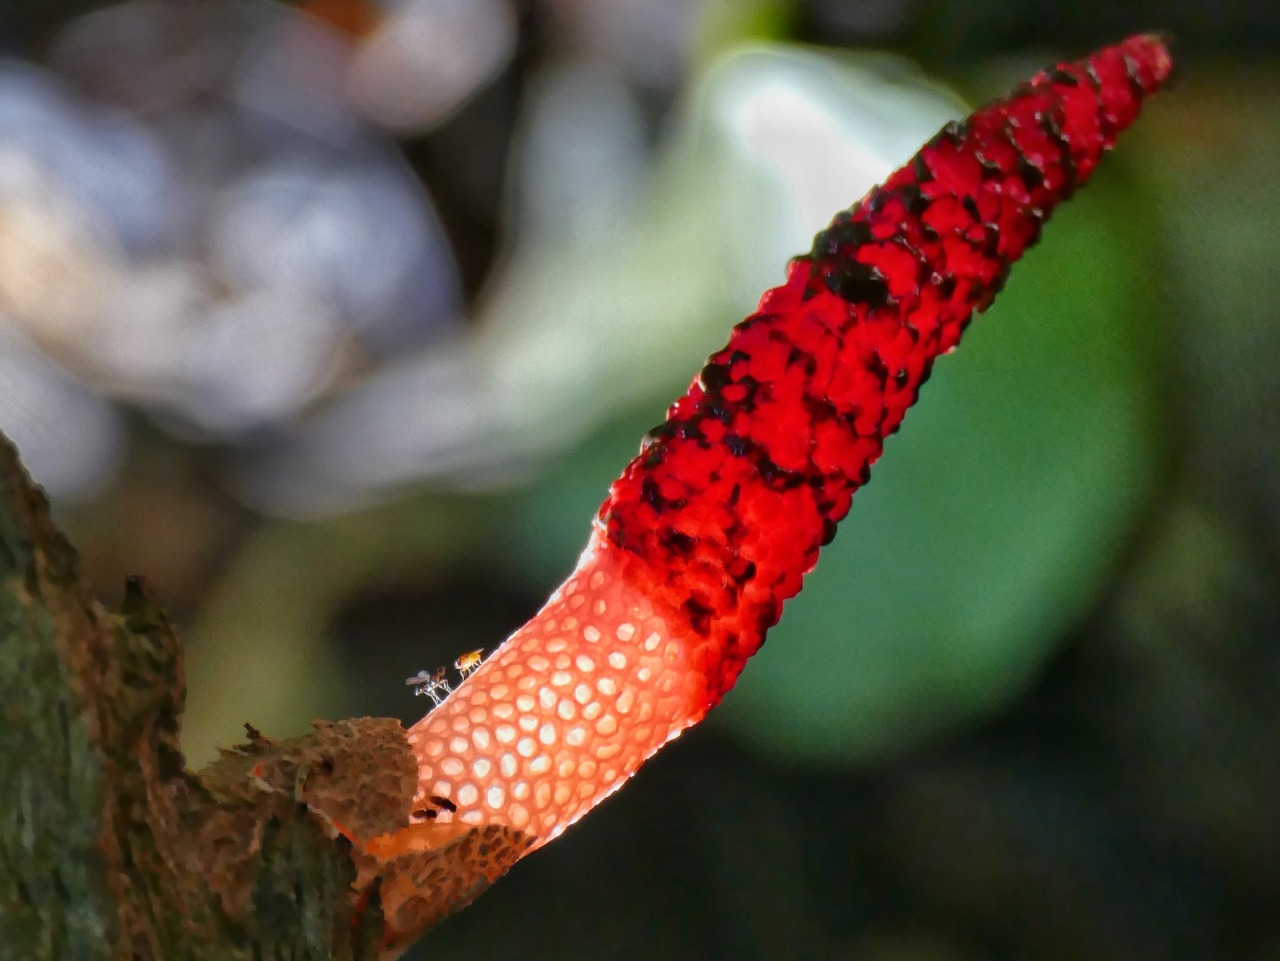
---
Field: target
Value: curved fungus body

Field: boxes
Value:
[381,32,1172,952]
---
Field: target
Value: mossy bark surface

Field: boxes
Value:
[0,432,418,960]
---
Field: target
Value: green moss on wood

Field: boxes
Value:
[0,433,424,960]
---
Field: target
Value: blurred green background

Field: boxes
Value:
[2,1,1278,959]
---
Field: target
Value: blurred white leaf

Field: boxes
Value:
[208,157,460,342]
[0,1,465,443]
[346,0,518,132]
[0,323,126,498]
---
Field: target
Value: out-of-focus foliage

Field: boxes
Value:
[1,1,1278,959]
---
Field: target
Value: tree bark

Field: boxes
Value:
[0,431,423,959]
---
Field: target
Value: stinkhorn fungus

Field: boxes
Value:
[368,33,1172,952]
